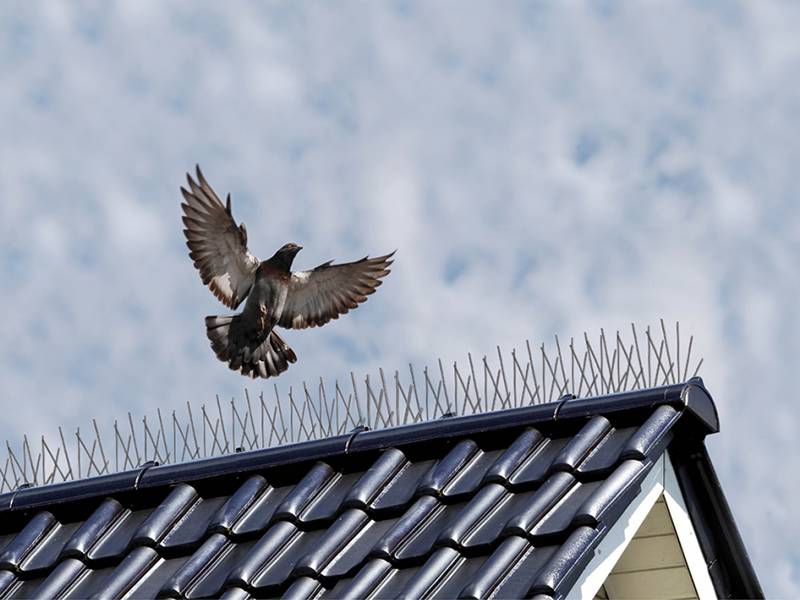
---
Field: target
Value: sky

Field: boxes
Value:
[1,1,799,595]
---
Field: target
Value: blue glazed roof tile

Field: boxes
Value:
[341,447,408,512]
[550,415,612,473]
[0,511,58,572]
[460,535,557,600]
[34,556,88,599]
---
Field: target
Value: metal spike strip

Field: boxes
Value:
[1,320,702,493]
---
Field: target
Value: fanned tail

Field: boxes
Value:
[205,315,297,379]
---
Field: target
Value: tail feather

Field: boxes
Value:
[205,315,297,379]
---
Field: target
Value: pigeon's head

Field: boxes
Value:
[273,242,303,270]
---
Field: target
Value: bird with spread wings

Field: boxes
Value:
[180,166,394,379]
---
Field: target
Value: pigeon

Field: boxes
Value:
[180,166,394,379]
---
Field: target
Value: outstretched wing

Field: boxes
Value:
[181,166,260,309]
[278,252,394,329]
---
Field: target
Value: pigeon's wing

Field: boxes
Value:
[181,166,260,309]
[278,252,394,329]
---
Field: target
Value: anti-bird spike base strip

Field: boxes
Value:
[1,320,701,493]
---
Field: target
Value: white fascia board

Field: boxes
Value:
[663,454,717,600]
[564,453,716,600]
[566,454,666,600]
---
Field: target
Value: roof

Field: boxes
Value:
[0,379,761,599]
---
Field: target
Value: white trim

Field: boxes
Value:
[663,456,717,600]
[566,454,666,599]
[564,453,718,600]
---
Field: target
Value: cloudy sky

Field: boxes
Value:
[2,1,799,595]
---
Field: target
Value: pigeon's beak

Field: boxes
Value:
[295,245,303,252]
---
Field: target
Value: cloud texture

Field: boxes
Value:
[1,2,798,594]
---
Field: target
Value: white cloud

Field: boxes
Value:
[1,1,798,595]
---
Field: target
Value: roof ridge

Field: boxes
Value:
[0,379,717,515]
[1,321,702,495]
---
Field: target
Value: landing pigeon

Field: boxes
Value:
[180,166,394,379]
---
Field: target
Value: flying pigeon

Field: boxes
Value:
[180,166,394,379]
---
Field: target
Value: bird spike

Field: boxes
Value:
[1,320,702,493]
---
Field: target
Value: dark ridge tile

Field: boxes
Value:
[529,526,601,597]
[481,428,545,486]
[437,483,508,549]
[60,498,127,561]
[326,558,393,600]
[30,557,86,599]
[371,495,463,562]
[132,484,200,548]
[576,425,638,475]
[136,435,352,492]
[459,535,556,600]
[293,509,395,581]
[556,386,674,420]
[399,546,486,600]
[160,533,256,599]
[504,472,577,536]
[274,462,356,525]
[282,575,325,599]
[550,416,612,474]
[416,440,480,498]
[342,449,408,512]
[0,569,19,596]
[572,459,651,528]
[507,437,570,488]
[0,511,56,571]
[620,404,679,460]
[219,585,253,600]
[228,521,325,591]
[90,545,161,599]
